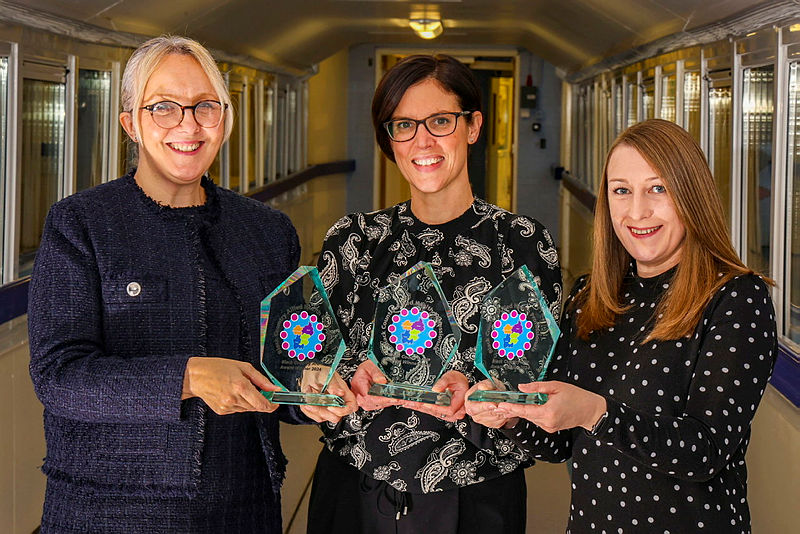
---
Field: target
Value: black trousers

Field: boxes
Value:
[307,447,527,534]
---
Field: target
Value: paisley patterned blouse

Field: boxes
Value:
[316,199,562,494]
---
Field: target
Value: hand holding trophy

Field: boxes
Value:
[367,261,461,406]
[468,265,560,405]
[260,266,348,407]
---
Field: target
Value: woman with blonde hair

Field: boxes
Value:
[28,35,353,533]
[467,118,776,532]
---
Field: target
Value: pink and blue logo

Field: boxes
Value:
[280,311,325,361]
[491,310,534,360]
[388,307,437,356]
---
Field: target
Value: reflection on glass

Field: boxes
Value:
[708,85,732,226]
[626,80,639,127]
[264,86,274,181]
[276,86,286,178]
[643,80,655,120]
[786,62,800,343]
[614,80,623,138]
[20,78,65,276]
[742,65,774,276]
[683,71,701,142]
[288,86,297,174]
[247,83,256,188]
[76,69,111,191]
[229,89,241,191]
[660,75,676,122]
[0,57,7,281]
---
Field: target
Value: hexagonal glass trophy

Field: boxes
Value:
[468,265,560,405]
[259,266,346,407]
[368,261,461,406]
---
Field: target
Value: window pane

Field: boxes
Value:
[708,85,732,227]
[642,80,655,120]
[276,86,286,178]
[741,65,774,276]
[0,57,7,281]
[288,86,297,174]
[264,86,274,181]
[626,80,639,127]
[76,69,111,191]
[660,74,676,122]
[613,79,623,138]
[229,88,241,191]
[786,62,800,343]
[683,71,701,142]
[247,83,256,188]
[20,78,65,276]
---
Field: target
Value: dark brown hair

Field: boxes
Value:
[371,54,481,162]
[576,119,771,341]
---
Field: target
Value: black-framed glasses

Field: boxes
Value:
[140,100,228,129]
[383,111,474,142]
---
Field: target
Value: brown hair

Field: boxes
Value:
[576,119,770,341]
[371,54,481,163]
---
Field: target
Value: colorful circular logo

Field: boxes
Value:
[491,310,534,360]
[388,307,437,356]
[280,311,325,361]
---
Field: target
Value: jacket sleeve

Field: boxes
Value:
[586,275,776,482]
[28,202,189,423]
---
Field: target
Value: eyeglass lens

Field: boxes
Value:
[387,113,461,141]
[148,101,223,128]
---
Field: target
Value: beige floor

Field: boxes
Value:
[279,423,571,534]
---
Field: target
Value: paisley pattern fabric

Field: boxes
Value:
[317,198,561,494]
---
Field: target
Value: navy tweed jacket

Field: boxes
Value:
[28,172,302,499]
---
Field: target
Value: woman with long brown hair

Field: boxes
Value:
[466,118,776,532]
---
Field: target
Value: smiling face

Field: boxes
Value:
[390,78,482,201]
[121,54,224,200]
[606,144,686,277]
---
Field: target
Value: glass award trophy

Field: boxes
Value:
[259,266,346,407]
[468,265,560,405]
[368,261,461,406]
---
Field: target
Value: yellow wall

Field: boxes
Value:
[560,190,800,533]
[272,48,350,265]
[0,318,46,534]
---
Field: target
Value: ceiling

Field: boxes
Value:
[10,0,786,74]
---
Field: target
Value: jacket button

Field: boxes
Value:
[126,282,141,297]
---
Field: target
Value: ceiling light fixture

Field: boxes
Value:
[409,18,443,40]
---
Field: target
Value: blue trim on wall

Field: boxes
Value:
[772,345,800,408]
[0,277,29,324]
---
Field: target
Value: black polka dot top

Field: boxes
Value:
[506,266,777,533]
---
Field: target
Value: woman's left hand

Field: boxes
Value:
[494,380,607,433]
[400,370,469,422]
[299,372,358,424]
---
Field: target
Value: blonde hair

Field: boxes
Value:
[576,119,769,341]
[121,35,233,143]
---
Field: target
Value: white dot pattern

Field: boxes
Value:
[504,271,776,533]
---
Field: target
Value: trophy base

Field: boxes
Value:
[369,383,452,406]
[261,390,345,407]
[467,390,548,405]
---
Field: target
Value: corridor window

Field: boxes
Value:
[76,69,111,191]
[683,71,701,142]
[785,61,800,345]
[707,74,732,227]
[20,75,66,276]
[741,64,774,277]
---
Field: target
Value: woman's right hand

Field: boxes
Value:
[349,359,404,411]
[182,357,281,415]
[464,379,518,429]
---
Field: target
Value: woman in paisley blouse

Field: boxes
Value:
[306,54,562,533]
[467,119,776,533]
